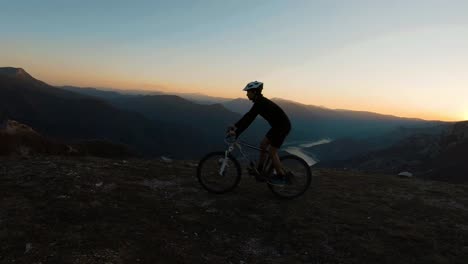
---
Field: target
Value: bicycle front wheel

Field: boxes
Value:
[197,152,241,194]
[268,155,312,199]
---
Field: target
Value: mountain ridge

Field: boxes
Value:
[0,67,216,158]
[62,82,444,122]
[0,67,451,162]
[0,67,34,81]
[321,121,468,183]
[64,82,442,143]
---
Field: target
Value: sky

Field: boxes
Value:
[1,0,468,121]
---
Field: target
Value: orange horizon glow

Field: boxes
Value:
[2,1,468,124]
[9,64,460,123]
[38,75,464,122]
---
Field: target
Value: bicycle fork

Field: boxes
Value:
[219,145,234,176]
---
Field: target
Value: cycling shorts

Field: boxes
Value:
[266,126,291,148]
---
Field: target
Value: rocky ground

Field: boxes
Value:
[1,156,468,264]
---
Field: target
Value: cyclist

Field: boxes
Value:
[227,81,292,186]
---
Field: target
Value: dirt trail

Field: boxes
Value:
[1,156,467,263]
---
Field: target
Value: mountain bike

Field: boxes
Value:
[196,136,312,199]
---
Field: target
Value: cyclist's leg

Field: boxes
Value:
[269,146,286,176]
[266,127,290,177]
[258,137,270,172]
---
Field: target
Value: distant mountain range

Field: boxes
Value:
[61,84,445,143]
[223,97,445,141]
[0,67,449,162]
[60,85,267,144]
[320,121,468,183]
[0,67,220,158]
[307,123,448,163]
[61,86,232,105]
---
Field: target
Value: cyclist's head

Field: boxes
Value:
[243,81,263,100]
[243,81,263,93]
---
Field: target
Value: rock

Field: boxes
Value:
[25,243,32,254]
[161,156,173,163]
[398,171,413,178]
[66,145,78,154]
[3,120,39,135]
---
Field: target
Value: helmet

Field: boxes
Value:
[243,81,263,92]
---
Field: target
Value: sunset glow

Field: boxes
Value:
[1,1,468,121]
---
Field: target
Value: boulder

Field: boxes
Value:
[398,171,413,178]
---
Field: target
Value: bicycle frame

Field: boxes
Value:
[197,135,312,198]
[220,137,270,176]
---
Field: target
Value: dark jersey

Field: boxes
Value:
[234,95,291,136]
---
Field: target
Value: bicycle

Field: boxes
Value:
[196,136,312,199]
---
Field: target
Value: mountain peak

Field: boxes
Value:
[0,67,34,81]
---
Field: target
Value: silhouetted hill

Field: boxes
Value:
[0,67,212,158]
[60,86,235,122]
[0,67,36,81]
[0,119,135,158]
[323,121,468,183]
[324,133,440,173]
[61,86,231,105]
[310,124,449,163]
[108,95,247,140]
[60,86,131,100]
[170,92,232,105]
[424,121,468,183]
[0,68,89,99]
[221,98,253,114]
[60,86,445,145]
[109,94,235,124]
[1,156,467,263]
[60,86,269,143]
[222,98,444,143]
[60,85,448,162]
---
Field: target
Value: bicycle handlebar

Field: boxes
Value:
[224,135,237,144]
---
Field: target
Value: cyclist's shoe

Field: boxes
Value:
[267,174,288,186]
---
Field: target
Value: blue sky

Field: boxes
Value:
[1,0,468,120]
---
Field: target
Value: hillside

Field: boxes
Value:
[1,156,467,263]
[60,86,446,145]
[0,68,214,158]
[309,124,448,163]
[272,98,444,141]
[323,121,468,183]
[0,119,135,158]
[424,121,468,182]
[106,94,241,139]
[59,86,271,144]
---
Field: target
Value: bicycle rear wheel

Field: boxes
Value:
[197,152,241,194]
[267,155,312,199]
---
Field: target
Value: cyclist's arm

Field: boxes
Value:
[234,104,258,136]
[226,125,237,136]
